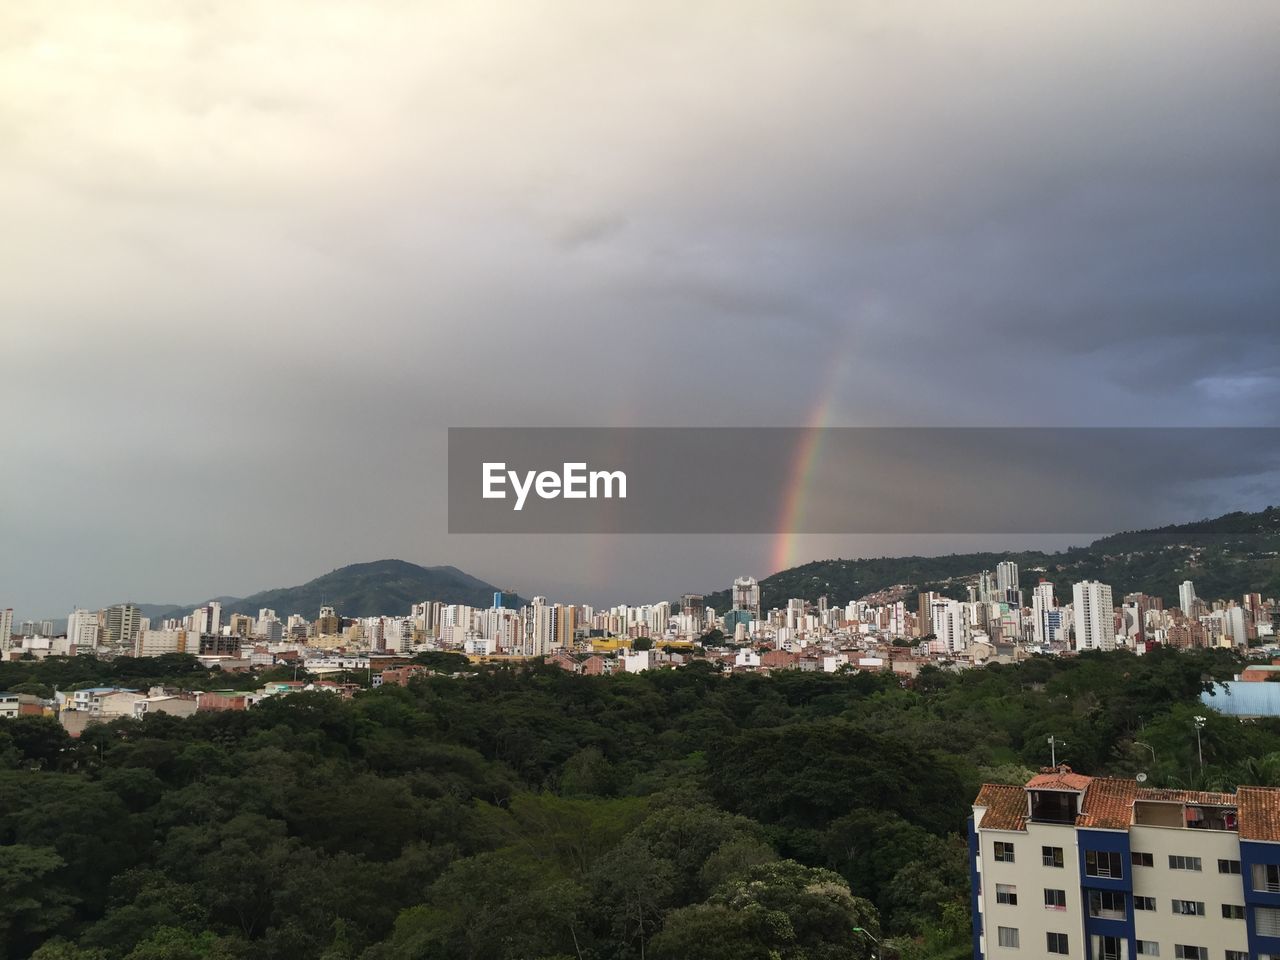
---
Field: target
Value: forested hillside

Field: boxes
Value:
[0,647,1271,959]
[704,506,1280,611]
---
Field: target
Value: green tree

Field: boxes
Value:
[651,860,879,960]
[0,845,76,959]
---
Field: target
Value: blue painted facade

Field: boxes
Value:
[968,815,983,960]
[1076,829,1135,960]
[1241,839,1280,958]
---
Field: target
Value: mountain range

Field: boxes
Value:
[701,506,1280,613]
[131,559,520,623]
[112,507,1280,625]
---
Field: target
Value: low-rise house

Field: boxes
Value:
[67,687,141,715]
[376,665,430,687]
[134,694,198,718]
[197,691,249,712]
[0,692,44,719]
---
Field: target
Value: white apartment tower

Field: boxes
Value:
[1180,581,1198,617]
[932,597,968,653]
[67,608,99,651]
[1033,581,1058,646]
[0,608,13,658]
[1073,581,1116,651]
[997,561,1021,605]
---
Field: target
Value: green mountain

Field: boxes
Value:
[704,506,1280,611]
[136,560,521,622]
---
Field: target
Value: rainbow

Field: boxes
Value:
[769,344,852,573]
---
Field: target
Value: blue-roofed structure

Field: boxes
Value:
[1202,681,1280,718]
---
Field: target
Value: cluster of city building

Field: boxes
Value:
[3,566,1279,727]
[3,565,1278,678]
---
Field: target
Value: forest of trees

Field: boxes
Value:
[0,647,1274,960]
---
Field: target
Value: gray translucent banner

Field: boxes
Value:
[448,427,1280,533]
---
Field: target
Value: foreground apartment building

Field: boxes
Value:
[971,767,1280,960]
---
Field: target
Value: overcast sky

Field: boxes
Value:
[3,1,1278,618]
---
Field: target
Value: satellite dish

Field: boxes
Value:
[1136,773,1148,783]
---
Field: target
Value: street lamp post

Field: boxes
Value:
[1194,716,1207,769]
[1135,741,1156,763]
[852,926,881,960]
[1047,735,1066,767]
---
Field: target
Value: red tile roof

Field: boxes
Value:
[1078,778,1137,830]
[1028,773,1093,791]
[974,775,1280,839]
[1238,787,1280,842]
[975,783,1028,831]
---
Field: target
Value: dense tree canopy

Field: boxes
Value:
[0,646,1263,959]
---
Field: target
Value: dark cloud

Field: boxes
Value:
[1,0,1277,617]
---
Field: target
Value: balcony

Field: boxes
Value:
[1030,789,1081,825]
[1133,800,1237,831]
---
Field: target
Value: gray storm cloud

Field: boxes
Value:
[1,0,1277,616]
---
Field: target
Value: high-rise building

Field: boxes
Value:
[918,591,939,638]
[732,577,760,619]
[931,597,966,652]
[192,601,223,637]
[1073,580,1115,651]
[136,628,189,658]
[103,603,142,652]
[1224,606,1248,647]
[1032,581,1057,646]
[316,606,340,636]
[996,561,1022,606]
[681,594,705,631]
[67,608,99,651]
[1180,580,1197,617]
[0,608,13,659]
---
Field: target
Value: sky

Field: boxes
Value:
[2,1,1279,618]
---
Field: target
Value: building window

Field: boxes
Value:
[1220,903,1244,920]
[1218,858,1241,874]
[1170,899,1205,916]
[1086,849,1123,879]
[1090,890,1127,919]
[1043,845,1064,868]
[1099,936,1122,960]
[1173,948,1206,960]
[1044,888,1066,910]
[1253,863,1280,893]
[1225,952,1247,960]
[994,841,1015,863]
[1047,932,1068,955]
[1132,851,1155,867]
[1135,942,1159,957]
[1258,906,1280,937]
[997,926,1019,948]
[996,883,1018,905]
[1169,855,1202,871]
[1134,895,1156,911]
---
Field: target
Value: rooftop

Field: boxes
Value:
[974,766,1280,840]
